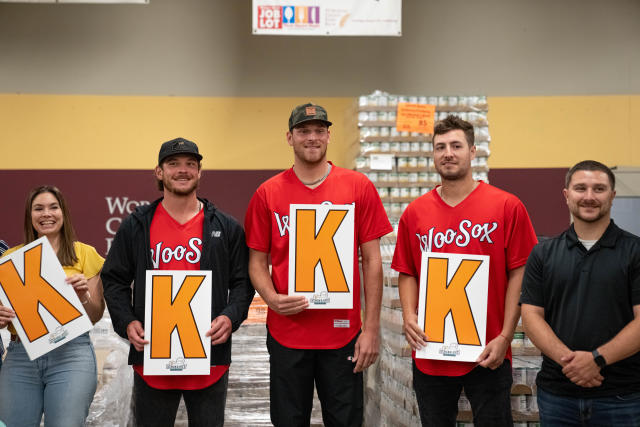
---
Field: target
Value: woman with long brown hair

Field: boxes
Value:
[0,185,105,426]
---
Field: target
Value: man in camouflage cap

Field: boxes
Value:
[245,103,392,426]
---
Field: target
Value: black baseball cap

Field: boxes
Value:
[288,103,332,131]
[158,137,203,164]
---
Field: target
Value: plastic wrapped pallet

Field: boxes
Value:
[87,312,133,427]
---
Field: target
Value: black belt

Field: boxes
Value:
[10,334,20,342]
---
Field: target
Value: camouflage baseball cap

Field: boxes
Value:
[288,103,332,131]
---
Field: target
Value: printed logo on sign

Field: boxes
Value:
[310,291,330,305]
[438,343,461,357]
[283,6,294,23]
[257,6,282,29]
[166,357,187,372]
[48,326,69,344]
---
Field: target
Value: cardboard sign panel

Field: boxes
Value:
[144,270,212,375]
[416,252,489,362]
[0,237,92,360]
[288,204,354,309]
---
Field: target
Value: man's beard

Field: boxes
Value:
[435,163,468,181]
[571,202,610,223]
[164,177,199,196]
[294,144,327,166]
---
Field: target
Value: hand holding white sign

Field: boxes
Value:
[0,237,92,360]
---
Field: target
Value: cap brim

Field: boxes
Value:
[290,118,333,130]
[159,151,203,163]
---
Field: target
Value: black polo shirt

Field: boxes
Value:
[520,220,640,397]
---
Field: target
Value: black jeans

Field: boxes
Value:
[132,370,228,427]
[412,359,513,427]
[267,332,363,427]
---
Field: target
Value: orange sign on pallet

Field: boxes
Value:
[396,102,436,134]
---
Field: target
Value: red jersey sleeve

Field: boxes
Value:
[504,196,538,271]
[244,186,272,253]
[392,208,418,278]
[357,178,393,244]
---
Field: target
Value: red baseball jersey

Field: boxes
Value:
[134,202,229,390]
[392,182,537,376]
[245,164,393,349]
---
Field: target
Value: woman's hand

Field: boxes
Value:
[0,304,16,328]
[66,274,90,303]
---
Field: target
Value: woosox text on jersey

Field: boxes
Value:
[151,238,202,268]
[415,219,498,252]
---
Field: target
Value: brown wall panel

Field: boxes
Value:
[0,168,570,257]
[0,170,280,256]
[489,168,569,237]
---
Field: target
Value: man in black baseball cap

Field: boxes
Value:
[158,137,203,165]
[155,137,203,192]
[102,136,254,426]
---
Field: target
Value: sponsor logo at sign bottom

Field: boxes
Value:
[166,357,188,371]
[438,343,461,357]
[310,291,330,305]
[48,326,69,344]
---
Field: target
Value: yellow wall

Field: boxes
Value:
[489,95,640,168]
[1,94,638,170]
[0,95,355,170]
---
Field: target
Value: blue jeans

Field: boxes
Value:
[412,359,513,427]
[0,333,97,427]
[538,387,640,426]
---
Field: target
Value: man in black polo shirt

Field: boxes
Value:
[521,160,640,425]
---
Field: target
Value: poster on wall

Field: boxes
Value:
[0,237,92,360]
[416,252,489,362]
[253,0,401,36]
[288,203,354,309]
[144,270,212,375]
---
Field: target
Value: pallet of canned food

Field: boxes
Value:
[354,90,490,221]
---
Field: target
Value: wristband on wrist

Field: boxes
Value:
[592,349,606,368]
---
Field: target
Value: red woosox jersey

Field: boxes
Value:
[245,164,392,349]
[392,182,537,376]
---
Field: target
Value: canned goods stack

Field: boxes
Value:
[355,90,491,222]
